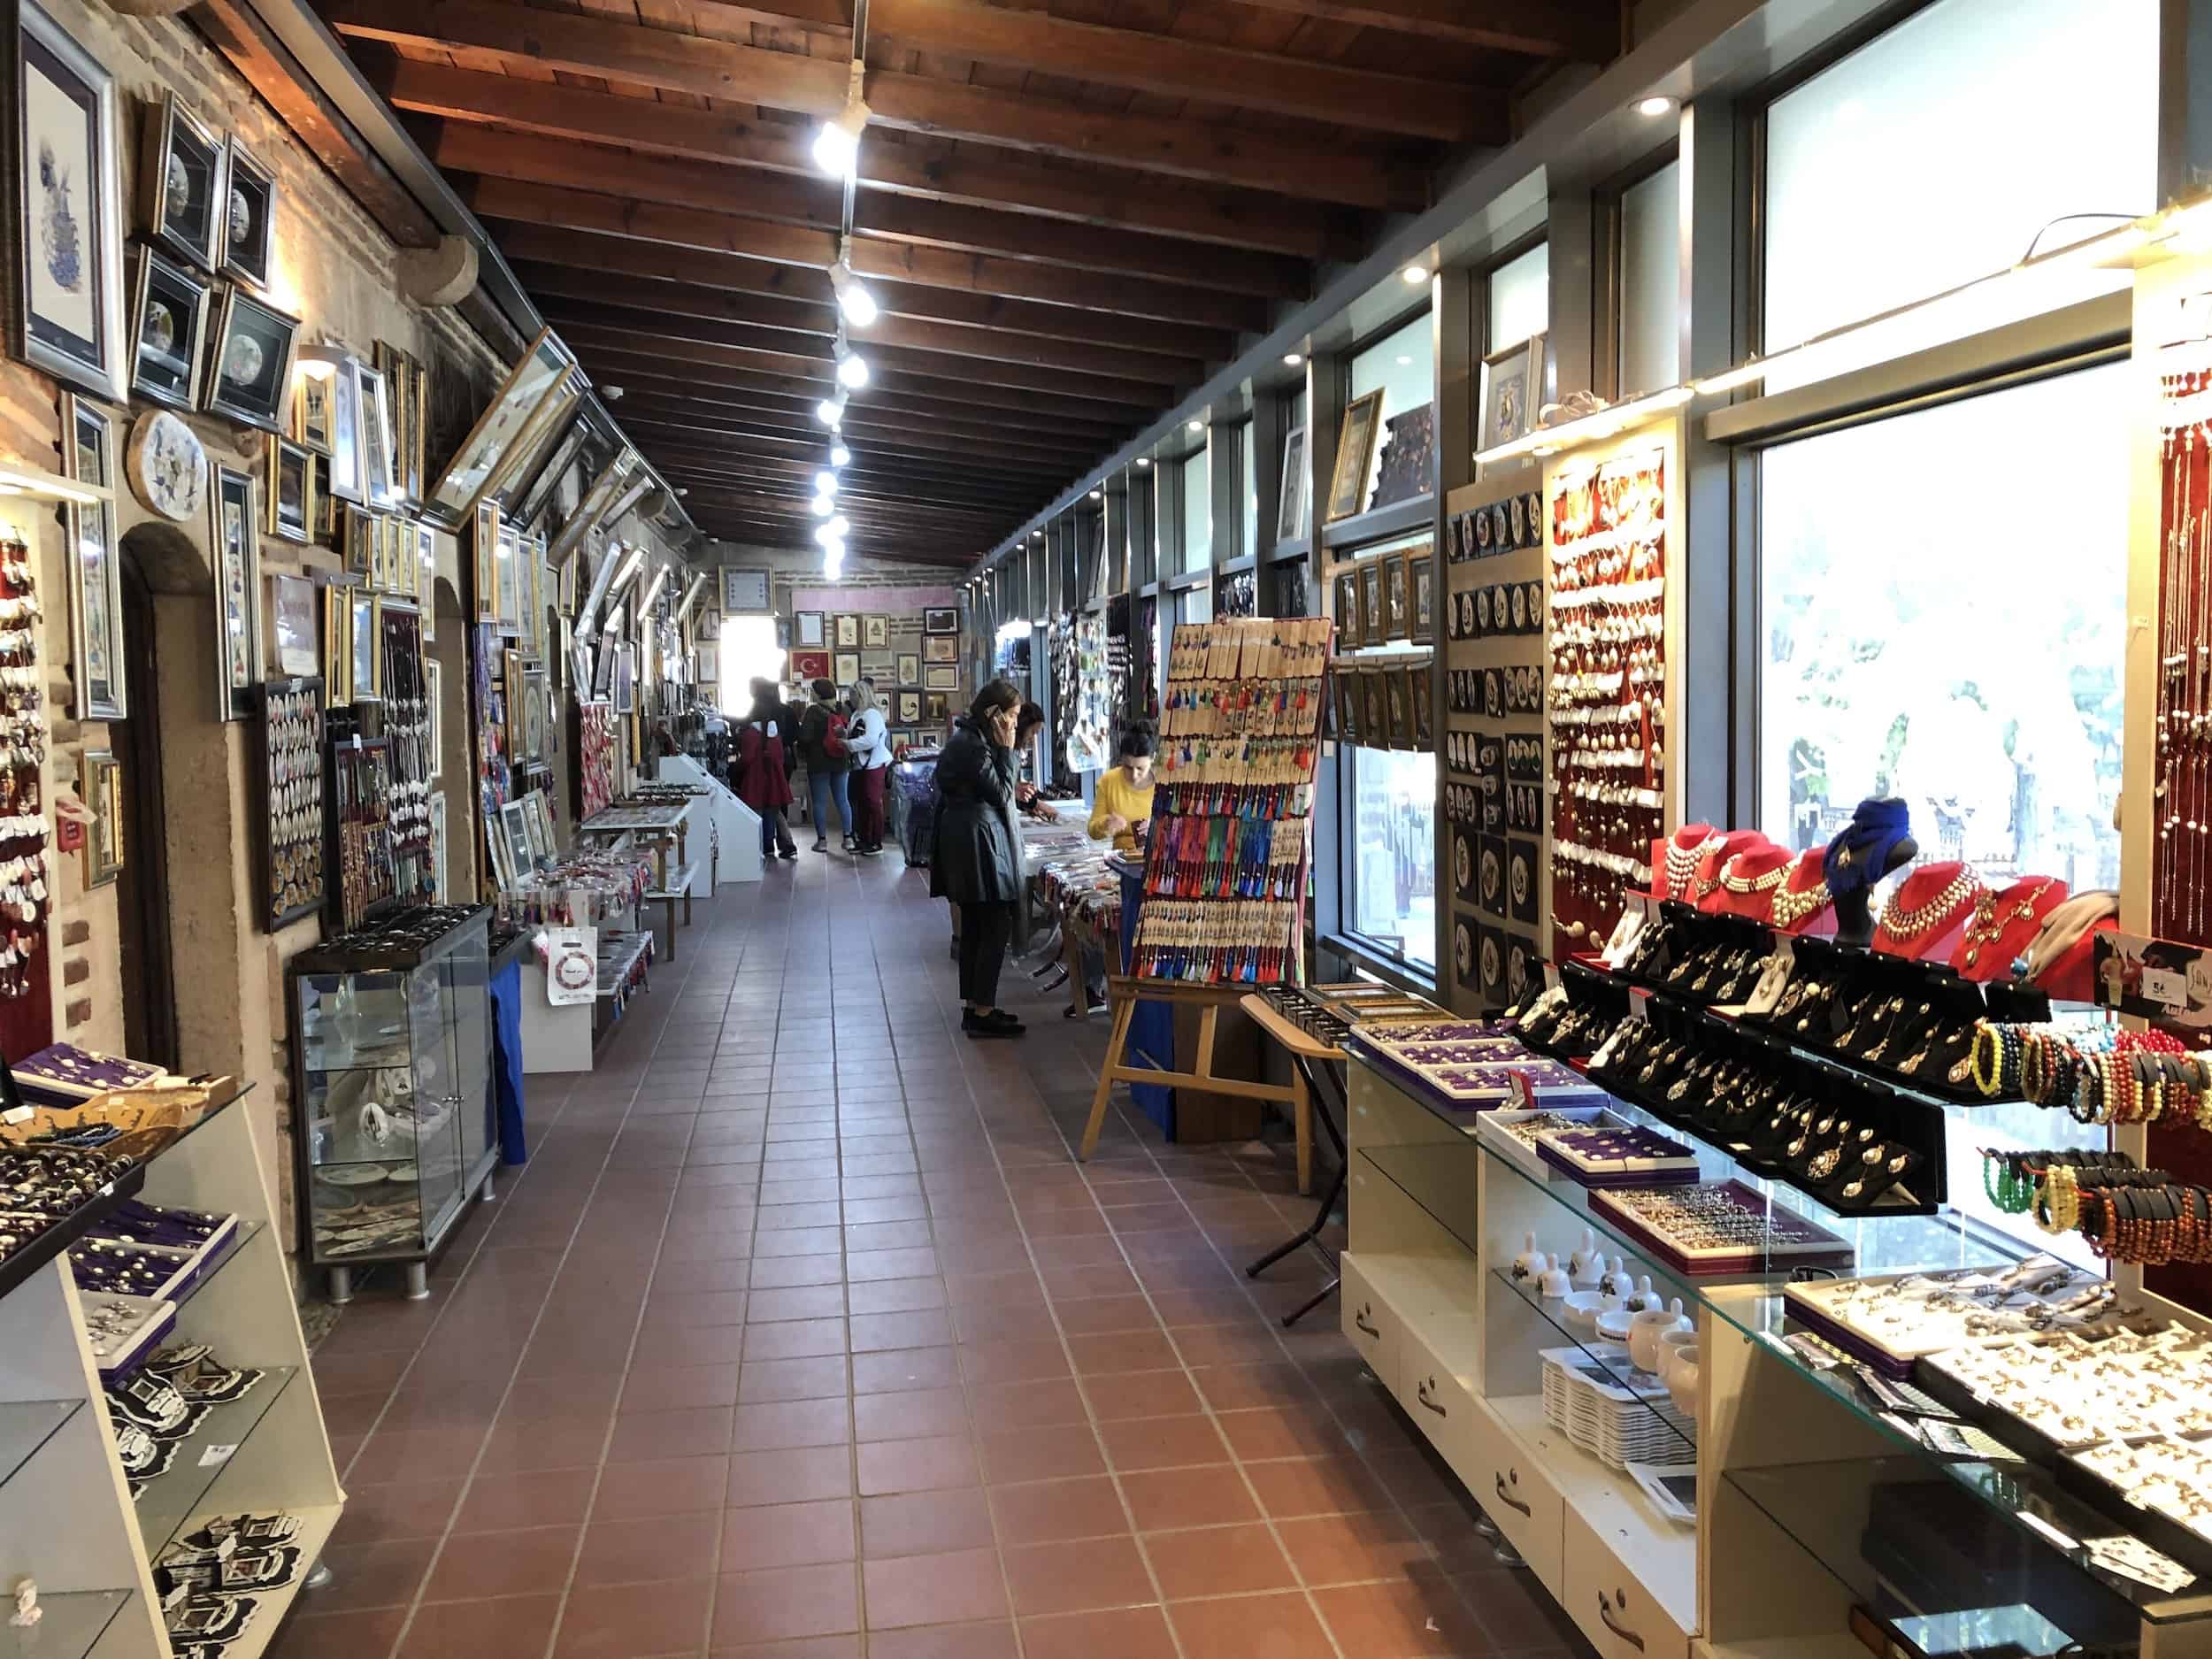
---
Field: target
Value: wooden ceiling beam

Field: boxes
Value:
[660,463,1048,512]
[617,389,1105,463]
[853,196,1305,299]
[321,0,850,111]
[867,0,1479,142]
[578,360,1130,442]
[622,411,1087,471]
[569,343,1138,432]
[1220,0,1618,58]
[538,300,1175,406]
[865,72,1425,211]
[465,176,838,269]
[635,431,1093,488]
[497,227,1234,361]
[373,55,1350,260]
[516,262,1206,385]
[682,486,1011,525]
[478,188,1263,331]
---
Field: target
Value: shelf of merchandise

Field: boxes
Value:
[0,1095,344,1659]
[1342,1055,2212,1659]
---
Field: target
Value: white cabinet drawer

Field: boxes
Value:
[1339,1254,1401,1394]
[1393,1322,1476,1470]
[1563,1506,1691,1659]
[1465,1409,1563,1593]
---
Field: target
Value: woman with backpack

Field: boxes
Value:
[798,677,854,852]
[931,680,1029,1038]
[846,681,893,856]
[734,678,796,863]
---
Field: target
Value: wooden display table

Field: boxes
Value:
[1079,976,1303,1173]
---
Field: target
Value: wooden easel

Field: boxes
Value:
[1078,974,1310,1190]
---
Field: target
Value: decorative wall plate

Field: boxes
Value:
[126,409,207,521]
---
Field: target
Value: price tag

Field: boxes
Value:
[1625,987,1651,1025]
[1542,961,1562,993]
[197,1443,238,1469]
[2143,965,2188,1010]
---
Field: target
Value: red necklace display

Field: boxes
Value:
[1955,877,2066,975]
[1662,826,1718,900]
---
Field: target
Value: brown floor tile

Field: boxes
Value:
[1242,1453,1396,1518]
[863,1488,996,1558]
[845,1275,946,1313]
[975,1424,1106,1484]
[576,1510,723,1586]
[712,1563,863,1645]
[743,1317,849,1360]
[857,1432,979,1494]
[710,1641,860,1659]
[1275,1509,1436,1586]
[853,1346,962,1394]
[588,1455,727,1521]
[620,1362,742,1414]
[720,1498,858,1571]
[747,1285,849,1324]
[856,1386,970,1442]
[964,1378,1089,1430]
[861,1547,1010,1627]
[1216,1404,1348,1462]
[1063,1331,1180,1375]
[425,1524,581,1600]
[1000,1535,1156,1617]
[553,1576,714,1659]
[1018,1606,1179,1659]
[739,1354,852,1402]
[1095,1414,1229,1472]
[1143,1522,1300,1600]
[333,1476,464,1546]
[610,1405,733,1463]
[1165,1592,1336,1659]
[956,1340,1071,1386]
[399,1594,563,1659]
[727,1445,855,1507]
[1119,1463,1258,1531]
[1311,1578,1496,1656]
[849,1309,956,1351]
[265,1607,409,1659]
[986,1476,1128,1544]
[865,1624,1018,1659]
[1082,1369,1202,1422]
[732,1397,851,1452]
[311,1538,441,1611]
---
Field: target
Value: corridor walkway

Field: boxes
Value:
[280,853,1589,1659]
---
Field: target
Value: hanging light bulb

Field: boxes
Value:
[835,341,871,388]
[826,513,850,539]
[830,444,851,467]
[816,394,845,428]
[812,63,869,179]
[815,522,841,547]
[815,469,839,496]
[810,493,835,518]
[829,247,879,327]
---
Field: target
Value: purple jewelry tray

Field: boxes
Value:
[1348,1040,1613,1120]
[1590,1180,1856,1279]
[1535,1139,1701,1189]
[1780,1291,1921,1379]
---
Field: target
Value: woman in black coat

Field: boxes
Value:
[931,680,1029,1039]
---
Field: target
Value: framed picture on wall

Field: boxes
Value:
[1276,425,1309,545]
[834,613,859,649]
[59,394,126,720]
[270,573,316,677]
[795,610,826,647]
[923,607,957,634]
[1359,559,1385,648]
[1325,391,1384,523]
[923,664,957,691]
[350,593,380,703]
[863,614,888,649]
[896,653,919,685]
[923,634,956,664]
[80,749,122,887]
[1332,570,1357,646]
[833,650,860,686]
[323,583,349,703]
[1408,548,1433,644]
[923,692,948,724]
[425,657,442,780]
[1384,553,1409,641]
[789,648,829,684]
[1480,334,1547,454]
[897,691,920,723]
[211,465,258,720]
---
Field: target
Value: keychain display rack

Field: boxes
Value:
[2156,341,2212,942]
[0,520,50,1003]
[1133,618,1331,984]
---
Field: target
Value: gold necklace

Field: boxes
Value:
[1961,879,2054,967]
[1663,833,1717,898]
[1720,862,1788,894]
[1878,871,1985,943]
[1770,879,1832,927]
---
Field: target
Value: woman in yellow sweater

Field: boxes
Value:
[1088,725,1156,854]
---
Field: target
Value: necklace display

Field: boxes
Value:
[1134,620,1328,984]
[257,679,326,929]
[1957,879,2057,972]
[1770,876,1832,929]
[1719,861,1788,895]
[1546,451,1669,947]
[1660,832,1717,899]
[1876,868,1985,949]
[2157,343,2212,942]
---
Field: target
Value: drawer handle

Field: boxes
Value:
[1417,1377,1448,1417]
[1599,1589,1646,1652]
[1354,1307,1379,1339]
[1493,1471,1531,1517]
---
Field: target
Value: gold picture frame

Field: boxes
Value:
[1325,389,1385,523]
[80,749,123,887]
[323,583,350,703]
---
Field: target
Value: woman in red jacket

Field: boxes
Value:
[735,678,796,864]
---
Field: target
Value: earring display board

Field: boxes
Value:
[1443,464,1546,1013]
[327,729,397,931]
[579,700,618,821]
[380,606,433,878]
[1545,443,1672,956]
[1132,619,1331,983]
[257,677,326,930]
[0,520,50,1003]
[2155,334,2212,944]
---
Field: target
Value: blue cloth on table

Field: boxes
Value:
[1116,862,1177,1139]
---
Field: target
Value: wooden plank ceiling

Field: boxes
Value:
[317,0,1617,568]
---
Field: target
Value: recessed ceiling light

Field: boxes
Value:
[1395,354,1412,366]
[1135,457,1150,468]
[1402,264,1429,285]
[1636,96,1676,117]
[1282,352,1303,367]
[1187,419,1203,434]
[1088,489,1102,500]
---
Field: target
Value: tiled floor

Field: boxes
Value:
[283,851,1593,1659]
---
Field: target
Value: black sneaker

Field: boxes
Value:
[982,1009,1026,1034]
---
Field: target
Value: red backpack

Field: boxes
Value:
[821,711,850,760]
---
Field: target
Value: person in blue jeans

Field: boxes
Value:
[798,678,854,852]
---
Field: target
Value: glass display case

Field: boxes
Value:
[288,905,495,1301]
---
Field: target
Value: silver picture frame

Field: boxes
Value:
[59,391,124,719]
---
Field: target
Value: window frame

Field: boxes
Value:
[1594,141,1683,402]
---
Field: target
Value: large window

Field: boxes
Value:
[1180,443,1210,572]
[1487,243,1549,353]
[1618,161,1679,396]
[1338,525,1436,977]
[717,614,786,712]
[1763,0,2155,387]
[1348,313,1434,512]
[1758,365,2127,893]
[1240,421,1258,559]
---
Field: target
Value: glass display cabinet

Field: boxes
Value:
[288,905,495,1301]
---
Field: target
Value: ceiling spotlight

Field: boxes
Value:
[815,522,841,547]
[835,342,870,388]
[1187,419,1203,434]
[1282,352,1303,367]
[829,252,879,327]
[830,444,851,466]
[816,395,845,429]
[1135,457,1150,468]
[1636,95,1677,117]
[603,384,624,400]
[815,469,839,496]
[1402,263,1430,285]
[811,65,869,179]
[1088,489,1102,500]
[810,494,835,518]
[826,514,849,539]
